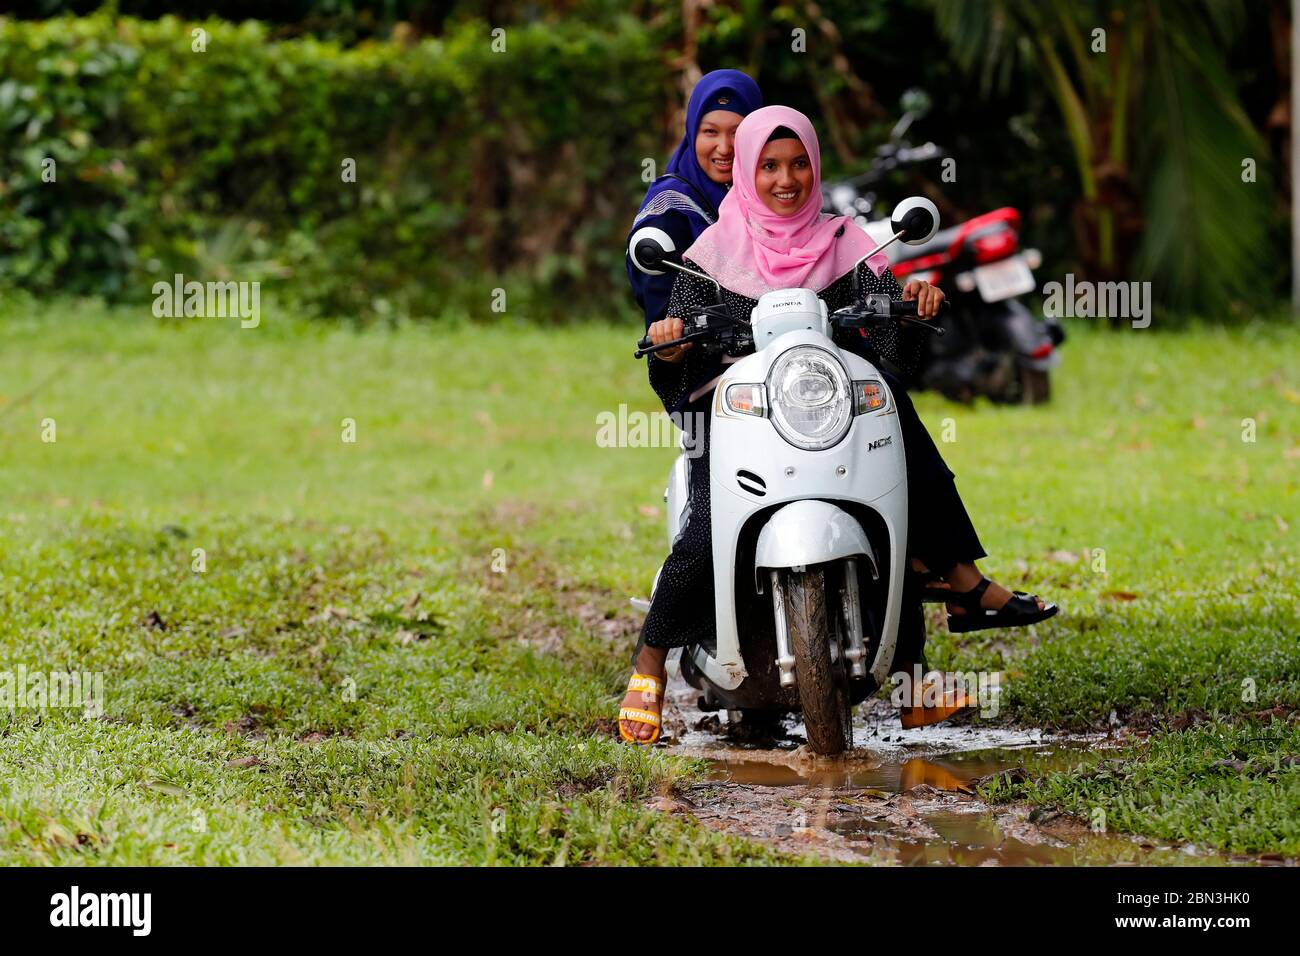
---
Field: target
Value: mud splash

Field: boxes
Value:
[653,679,1260,866]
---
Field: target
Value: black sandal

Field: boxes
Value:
[942,577,1058,633]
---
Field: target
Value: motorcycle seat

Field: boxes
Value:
[892,223,965,263]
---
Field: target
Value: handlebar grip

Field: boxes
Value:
[891,299,950,317]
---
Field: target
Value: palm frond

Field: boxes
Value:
[1131,2,1274,315]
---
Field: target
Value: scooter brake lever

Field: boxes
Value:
[897,314,946,336]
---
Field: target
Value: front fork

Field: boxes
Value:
[769,558,870,689]
[840,558,869,679]
[769,570,796,688]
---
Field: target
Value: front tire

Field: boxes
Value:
[783,568,853,755]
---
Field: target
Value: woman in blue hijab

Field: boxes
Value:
[626,70,763,347]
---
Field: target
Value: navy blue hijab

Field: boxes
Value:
[635,69,764,241]
[661,69,763,225]
[627,70,763,348]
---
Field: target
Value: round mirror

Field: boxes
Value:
[628,226,676,276]
[900,88,931,117]
[890,196,940,245]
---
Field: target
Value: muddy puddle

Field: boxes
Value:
[651,679,1270,866]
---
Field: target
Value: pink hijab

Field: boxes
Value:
[684,105,887,300]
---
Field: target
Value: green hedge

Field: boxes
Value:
[0,13,665,318]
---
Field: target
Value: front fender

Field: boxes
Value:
[754,500,877,589]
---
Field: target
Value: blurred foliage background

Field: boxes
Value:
[0,0,1291,322]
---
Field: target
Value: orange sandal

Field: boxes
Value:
[618,673,664,746]
[900,675,979,729]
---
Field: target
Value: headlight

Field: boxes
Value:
[767,347,852,450]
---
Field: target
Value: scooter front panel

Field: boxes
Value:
[700,333,910,691]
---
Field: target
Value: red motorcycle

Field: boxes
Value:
[876,206,1062,403]
[823,95,1064,404]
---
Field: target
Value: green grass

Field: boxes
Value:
[0,298,1296,862]
[980,717,1300,857]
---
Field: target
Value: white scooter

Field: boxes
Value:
[628,197,946,755]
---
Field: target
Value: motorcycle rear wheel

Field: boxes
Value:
[783,567,853,755]
[1019,366,1051,404]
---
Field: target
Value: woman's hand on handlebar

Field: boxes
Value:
[648,317,692,362]
[902,279,945,319]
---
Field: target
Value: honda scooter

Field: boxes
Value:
[627,197,945,755]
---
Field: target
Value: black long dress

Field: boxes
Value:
[636,257,985,656]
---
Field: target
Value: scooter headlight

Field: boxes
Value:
[767,347,852,450]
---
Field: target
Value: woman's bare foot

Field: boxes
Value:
[620,645,668,742]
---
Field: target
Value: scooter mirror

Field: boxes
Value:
[900,87,931,117]
[627,225,727,304]
[891,196,940,245]
[628,226,676,276]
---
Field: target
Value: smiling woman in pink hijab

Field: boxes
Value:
[618,106,1057,746]
[685,106,888,298]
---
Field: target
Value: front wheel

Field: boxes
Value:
[783,568,853,755]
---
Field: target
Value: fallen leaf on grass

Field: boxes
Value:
[142,779,184,797]
[226,756,262,768]
[1168,710,1207,731]
[222,716,260,735]
[1028,807,1062,825]
[307,605,351,624]
[856,788,895,801]
[974,767,1029,789]
[1244,705,1295,723]
[1101,591,1139,602]
[646,796,693,815]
